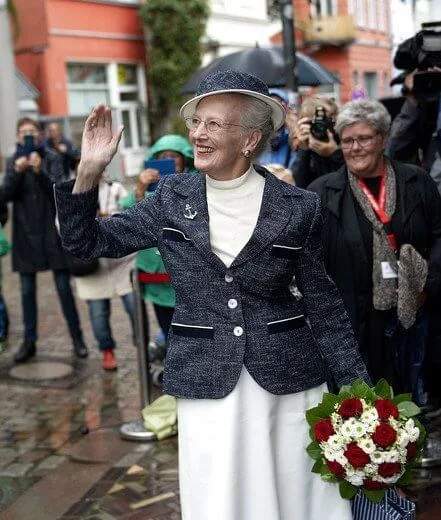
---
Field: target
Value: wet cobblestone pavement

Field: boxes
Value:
[0,250,440,518]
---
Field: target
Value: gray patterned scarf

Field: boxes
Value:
[348,161,397,311]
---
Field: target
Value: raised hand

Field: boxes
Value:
[74,105,124,193]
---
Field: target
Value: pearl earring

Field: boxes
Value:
[243,150,251,158]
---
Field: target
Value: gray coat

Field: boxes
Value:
[55,167,369,399]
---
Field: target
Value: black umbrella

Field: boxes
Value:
[181,46,339,94]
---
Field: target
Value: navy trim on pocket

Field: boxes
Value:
[163,227,191,242]
[271,244,302,259]
[267,315,306,334]
[171,323,214,339]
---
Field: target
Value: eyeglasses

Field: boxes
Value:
[340,133,379,150]
[184,116,247,133]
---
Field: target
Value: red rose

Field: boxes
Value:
[314,419,335,442]
[378,462,401,478]
[338,398,363,418]
[344,442,370,468]
[375,399,399,421]
[372,423,397,448]
[326,459,346,478]
[363,479,387,490]
[406,442,418,460]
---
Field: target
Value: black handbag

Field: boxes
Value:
[66,253,99,277]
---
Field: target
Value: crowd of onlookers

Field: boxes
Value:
[0,72,440,419]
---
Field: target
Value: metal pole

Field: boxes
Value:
[120,269,157,441]
[276,0,298,106]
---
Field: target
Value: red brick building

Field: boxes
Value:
[272,0,393,103]
[12,0,147,175]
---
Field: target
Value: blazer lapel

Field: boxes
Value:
[230,168,302,269]
[171,174,226,272]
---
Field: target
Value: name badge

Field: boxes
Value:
[381,261,398,279]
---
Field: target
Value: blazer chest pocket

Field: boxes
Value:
[271,244,302,260]
[163,227,192,243]
[267,314,306,334]
[171,323,214,339]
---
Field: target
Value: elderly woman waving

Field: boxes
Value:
[55,71,369,520]
[309,100,441,407]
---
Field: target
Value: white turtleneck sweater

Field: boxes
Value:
[205,166,265,267]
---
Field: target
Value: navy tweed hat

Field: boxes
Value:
[180,70,285,131]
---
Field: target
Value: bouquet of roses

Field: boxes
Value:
[306,378,425,503]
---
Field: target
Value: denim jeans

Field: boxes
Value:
[20,269,82,342]
[87,293,134,351]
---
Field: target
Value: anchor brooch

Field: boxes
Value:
[184,204,198,220]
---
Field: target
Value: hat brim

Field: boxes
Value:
[179,89,286,132]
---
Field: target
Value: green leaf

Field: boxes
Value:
[320,393,340,415]
[374,379,393,399]
[398,469,413,486]
[312,458,325,474]
[305,406,327,426]
[306,442,322,460]
[339,384,351,396]
[322,472,338,483]
[398,401,421,417]
[362,489,386,503]
[351,379,376,401]
[392,393,412,405]
[338,389,352,400]
[339,480,358,500]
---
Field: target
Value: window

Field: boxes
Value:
[378,0,386,31]
[364,72,378,99]
[311,0,337,17]
[356,0,366,27]
[67,64,110,116]
[368,0,377,29]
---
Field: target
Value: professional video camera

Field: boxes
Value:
[394,21,441,101]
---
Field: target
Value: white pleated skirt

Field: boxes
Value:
[177,367,352,520]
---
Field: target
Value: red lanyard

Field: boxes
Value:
[358,168,397,252]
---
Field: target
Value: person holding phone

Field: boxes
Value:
[0,117,88,363]
[119,135,195,374]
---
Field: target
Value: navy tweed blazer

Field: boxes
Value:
[55,167,369,399]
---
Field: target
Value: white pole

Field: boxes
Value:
[0,0,18,173]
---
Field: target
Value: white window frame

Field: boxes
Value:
[368,0,377,30]
[356,0,366,27]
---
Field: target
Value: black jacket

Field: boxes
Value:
[293,148,344,189]
[308,160,441,350]
[0,150,68,273]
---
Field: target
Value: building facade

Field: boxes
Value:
[13,0,147,176]
[272,0,393,103]
[203,0,280,64]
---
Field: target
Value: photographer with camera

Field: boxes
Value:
[387,23,441,191]
[290,97,344,189]
[0,117,88,363]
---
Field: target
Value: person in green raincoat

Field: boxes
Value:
[119,135,196,343]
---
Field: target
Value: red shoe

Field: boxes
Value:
[102,349,117,371]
